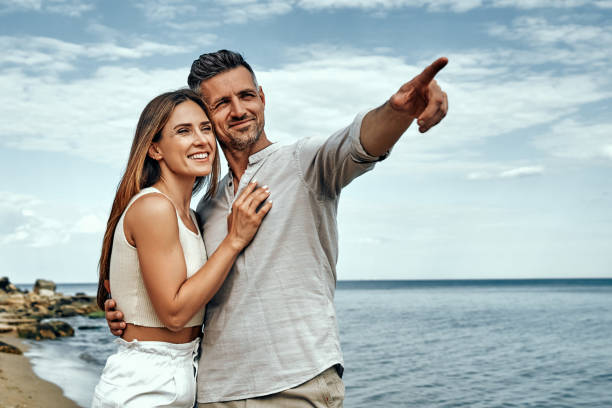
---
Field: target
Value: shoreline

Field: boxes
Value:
[0,332,80,408]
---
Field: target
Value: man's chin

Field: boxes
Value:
[227,131,261,151]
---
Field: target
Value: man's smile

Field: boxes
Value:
[228,117,255,129]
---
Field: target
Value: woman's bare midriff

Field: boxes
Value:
[121,324,201,343]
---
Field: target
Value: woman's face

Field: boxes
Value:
[152,100,216,178]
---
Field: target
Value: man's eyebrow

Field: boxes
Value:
[239,87,257,95]
[210,88,257,106]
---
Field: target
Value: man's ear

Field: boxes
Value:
[258,86,265,106]
[148,143,162,160]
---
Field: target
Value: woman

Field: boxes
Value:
[92,89,271,407]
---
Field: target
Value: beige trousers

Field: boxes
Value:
[198,366,344,408]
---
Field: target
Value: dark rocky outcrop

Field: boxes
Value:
[1,277,100,341]
[0,277,24,294]
[0,340,22,354]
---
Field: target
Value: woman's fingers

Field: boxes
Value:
[247,185,270,212]
[256,200,273,221]
[233,180,258,208]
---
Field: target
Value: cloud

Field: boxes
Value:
[595,0,612,8]
[468,165,544,180]
[488,16,612,47]
[130,0,612,26]
[0,192,70,247]
[297,0,483,12]
[0,33,217,165]
[533,119,612,162]
[261,45,610,160]
[500,165,544,178]
[0,192,106,248]
[135,0,197,21]
[486,16,612,71]
[0,0,94,16]
[1,35,610,174]
[0,64,187,164]
[0,36,200,73]
[73,214,106,234]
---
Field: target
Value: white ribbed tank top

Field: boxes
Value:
[109,187,207,328]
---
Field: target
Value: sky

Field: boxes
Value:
[1,0,611,283]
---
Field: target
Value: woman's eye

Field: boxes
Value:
[177,128,189,134]
[201,126,212,132]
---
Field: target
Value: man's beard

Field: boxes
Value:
[224,119,264,151]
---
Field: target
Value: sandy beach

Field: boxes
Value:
[0,333,79,408]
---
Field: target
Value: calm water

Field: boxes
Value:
[17,280,612,407]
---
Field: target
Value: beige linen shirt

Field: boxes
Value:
[195,112,386,402]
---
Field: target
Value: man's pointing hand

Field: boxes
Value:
[389,57,448,133]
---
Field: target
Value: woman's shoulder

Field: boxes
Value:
[125,191,177,229]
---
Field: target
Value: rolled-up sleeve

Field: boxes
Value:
[296,111,389,199]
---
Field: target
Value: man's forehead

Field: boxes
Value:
[199,66,257,101]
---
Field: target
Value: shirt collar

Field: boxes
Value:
[225,142,281,187]
[248,142,281,165]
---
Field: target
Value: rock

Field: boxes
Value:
[33,279,56,295]
[1,317,38,326]
[28,304,52,320]
[0,340,22,355]
[58,304,78,317]
[37,288,55,297]
[72,293,94,302]
[0,276,22,294]
[0,293,26,306]
[46,320,75,337]
[78,325,101,330]
[17,324,40,340]
[0,324,14,333]
[17,320,74,340]
[38,325,57,339]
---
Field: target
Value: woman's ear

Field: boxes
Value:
[148,143,162,160]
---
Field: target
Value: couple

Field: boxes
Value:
[95,49,449,407]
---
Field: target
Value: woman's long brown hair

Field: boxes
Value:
[96,89,220,309]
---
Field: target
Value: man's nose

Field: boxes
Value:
[229,97,247,118]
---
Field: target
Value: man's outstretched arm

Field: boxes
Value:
[360,57,448,157]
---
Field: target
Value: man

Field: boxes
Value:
[106,49,448,406]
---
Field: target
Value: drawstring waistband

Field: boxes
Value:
[115,337,201,359]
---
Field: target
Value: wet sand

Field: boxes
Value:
[0,333,79,408]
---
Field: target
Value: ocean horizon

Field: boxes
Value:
[14,278,612,407]
[15,277,612,296]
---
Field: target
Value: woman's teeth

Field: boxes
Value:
[189,153,208,159]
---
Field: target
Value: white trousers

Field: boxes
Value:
[92,337,200,408]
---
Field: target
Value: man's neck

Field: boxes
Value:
[222,135,273,193]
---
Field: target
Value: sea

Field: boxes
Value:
[14,279,612,408]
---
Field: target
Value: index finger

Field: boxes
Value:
[415,57,448,86]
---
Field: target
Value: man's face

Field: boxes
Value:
[199,66,266,152]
